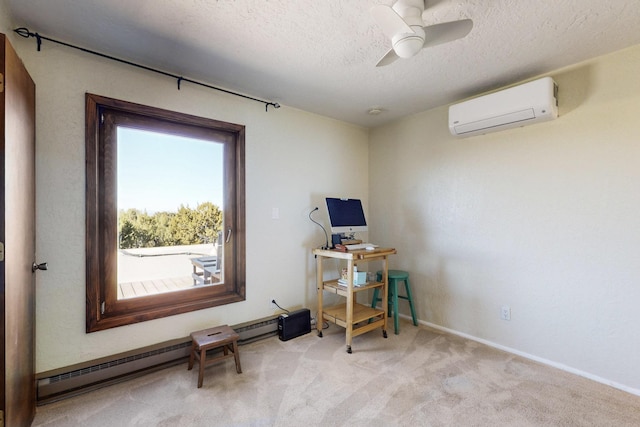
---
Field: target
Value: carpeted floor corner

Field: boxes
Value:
[32,321,640,426]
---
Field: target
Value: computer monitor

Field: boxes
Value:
[325,197,368,234]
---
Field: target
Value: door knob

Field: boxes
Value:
[32,262,48,272]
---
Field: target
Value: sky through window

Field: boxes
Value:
[117,127,223,213]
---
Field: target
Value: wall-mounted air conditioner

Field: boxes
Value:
[448,77,558,137]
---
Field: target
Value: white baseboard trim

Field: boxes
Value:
[412,317,640,397]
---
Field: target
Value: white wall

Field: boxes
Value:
[3,22,369,372]
[5,6,640,394]
[0,2,9,30]
[369,44,640,392]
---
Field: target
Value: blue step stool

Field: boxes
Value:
[371,270,418,334]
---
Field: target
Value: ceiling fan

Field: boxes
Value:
[371,0,473,67]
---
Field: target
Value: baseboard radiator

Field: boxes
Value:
[37,316,279,404]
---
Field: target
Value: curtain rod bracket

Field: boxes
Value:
[266,102,280,112]
[14,27,42,51]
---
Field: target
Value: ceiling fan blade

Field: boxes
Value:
[422,19,473,49]
[371,5,414,39]
[375,48,400,67]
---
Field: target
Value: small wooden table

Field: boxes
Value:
[190,256,218,285]
[188,324,242,388]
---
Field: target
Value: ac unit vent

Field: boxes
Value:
[449,77,558,137]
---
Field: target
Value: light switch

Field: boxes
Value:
[271,208,279,219]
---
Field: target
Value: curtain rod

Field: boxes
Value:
[14,27,281,112]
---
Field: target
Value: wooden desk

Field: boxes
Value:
[313,247,396,353]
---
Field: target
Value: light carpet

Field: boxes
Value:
[32,321,640,426]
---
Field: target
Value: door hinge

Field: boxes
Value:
[0,73,4,93]
[100,113,104,124]
[101,301,105,314]
[1,409,4,427]
[0,242,4,262]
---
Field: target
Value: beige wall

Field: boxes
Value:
[0,3,8,30]
[369,44,640,393]
[3,23,369,371]
[4,4,640,394]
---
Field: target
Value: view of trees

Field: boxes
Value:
[118,202,223,249]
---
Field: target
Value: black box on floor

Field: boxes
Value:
[278,309,311,341]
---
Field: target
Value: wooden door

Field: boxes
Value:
[0,33,37,427]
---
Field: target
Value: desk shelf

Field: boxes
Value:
[313,247,396,353]
[322,303,386,336]
[322,280,383,297]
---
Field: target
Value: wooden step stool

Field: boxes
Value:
[188,324,242,388]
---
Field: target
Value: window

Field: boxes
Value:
[86,93,245,332]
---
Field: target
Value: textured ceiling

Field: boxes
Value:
[6,0,640,128]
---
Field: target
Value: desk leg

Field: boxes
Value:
[382,257,389,338]
[345,260,354,353]
[316,255,323,338]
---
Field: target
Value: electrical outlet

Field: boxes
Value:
[270,298,277,310]
[501,305,511,321]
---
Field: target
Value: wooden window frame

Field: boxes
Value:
[85,93,245,332]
